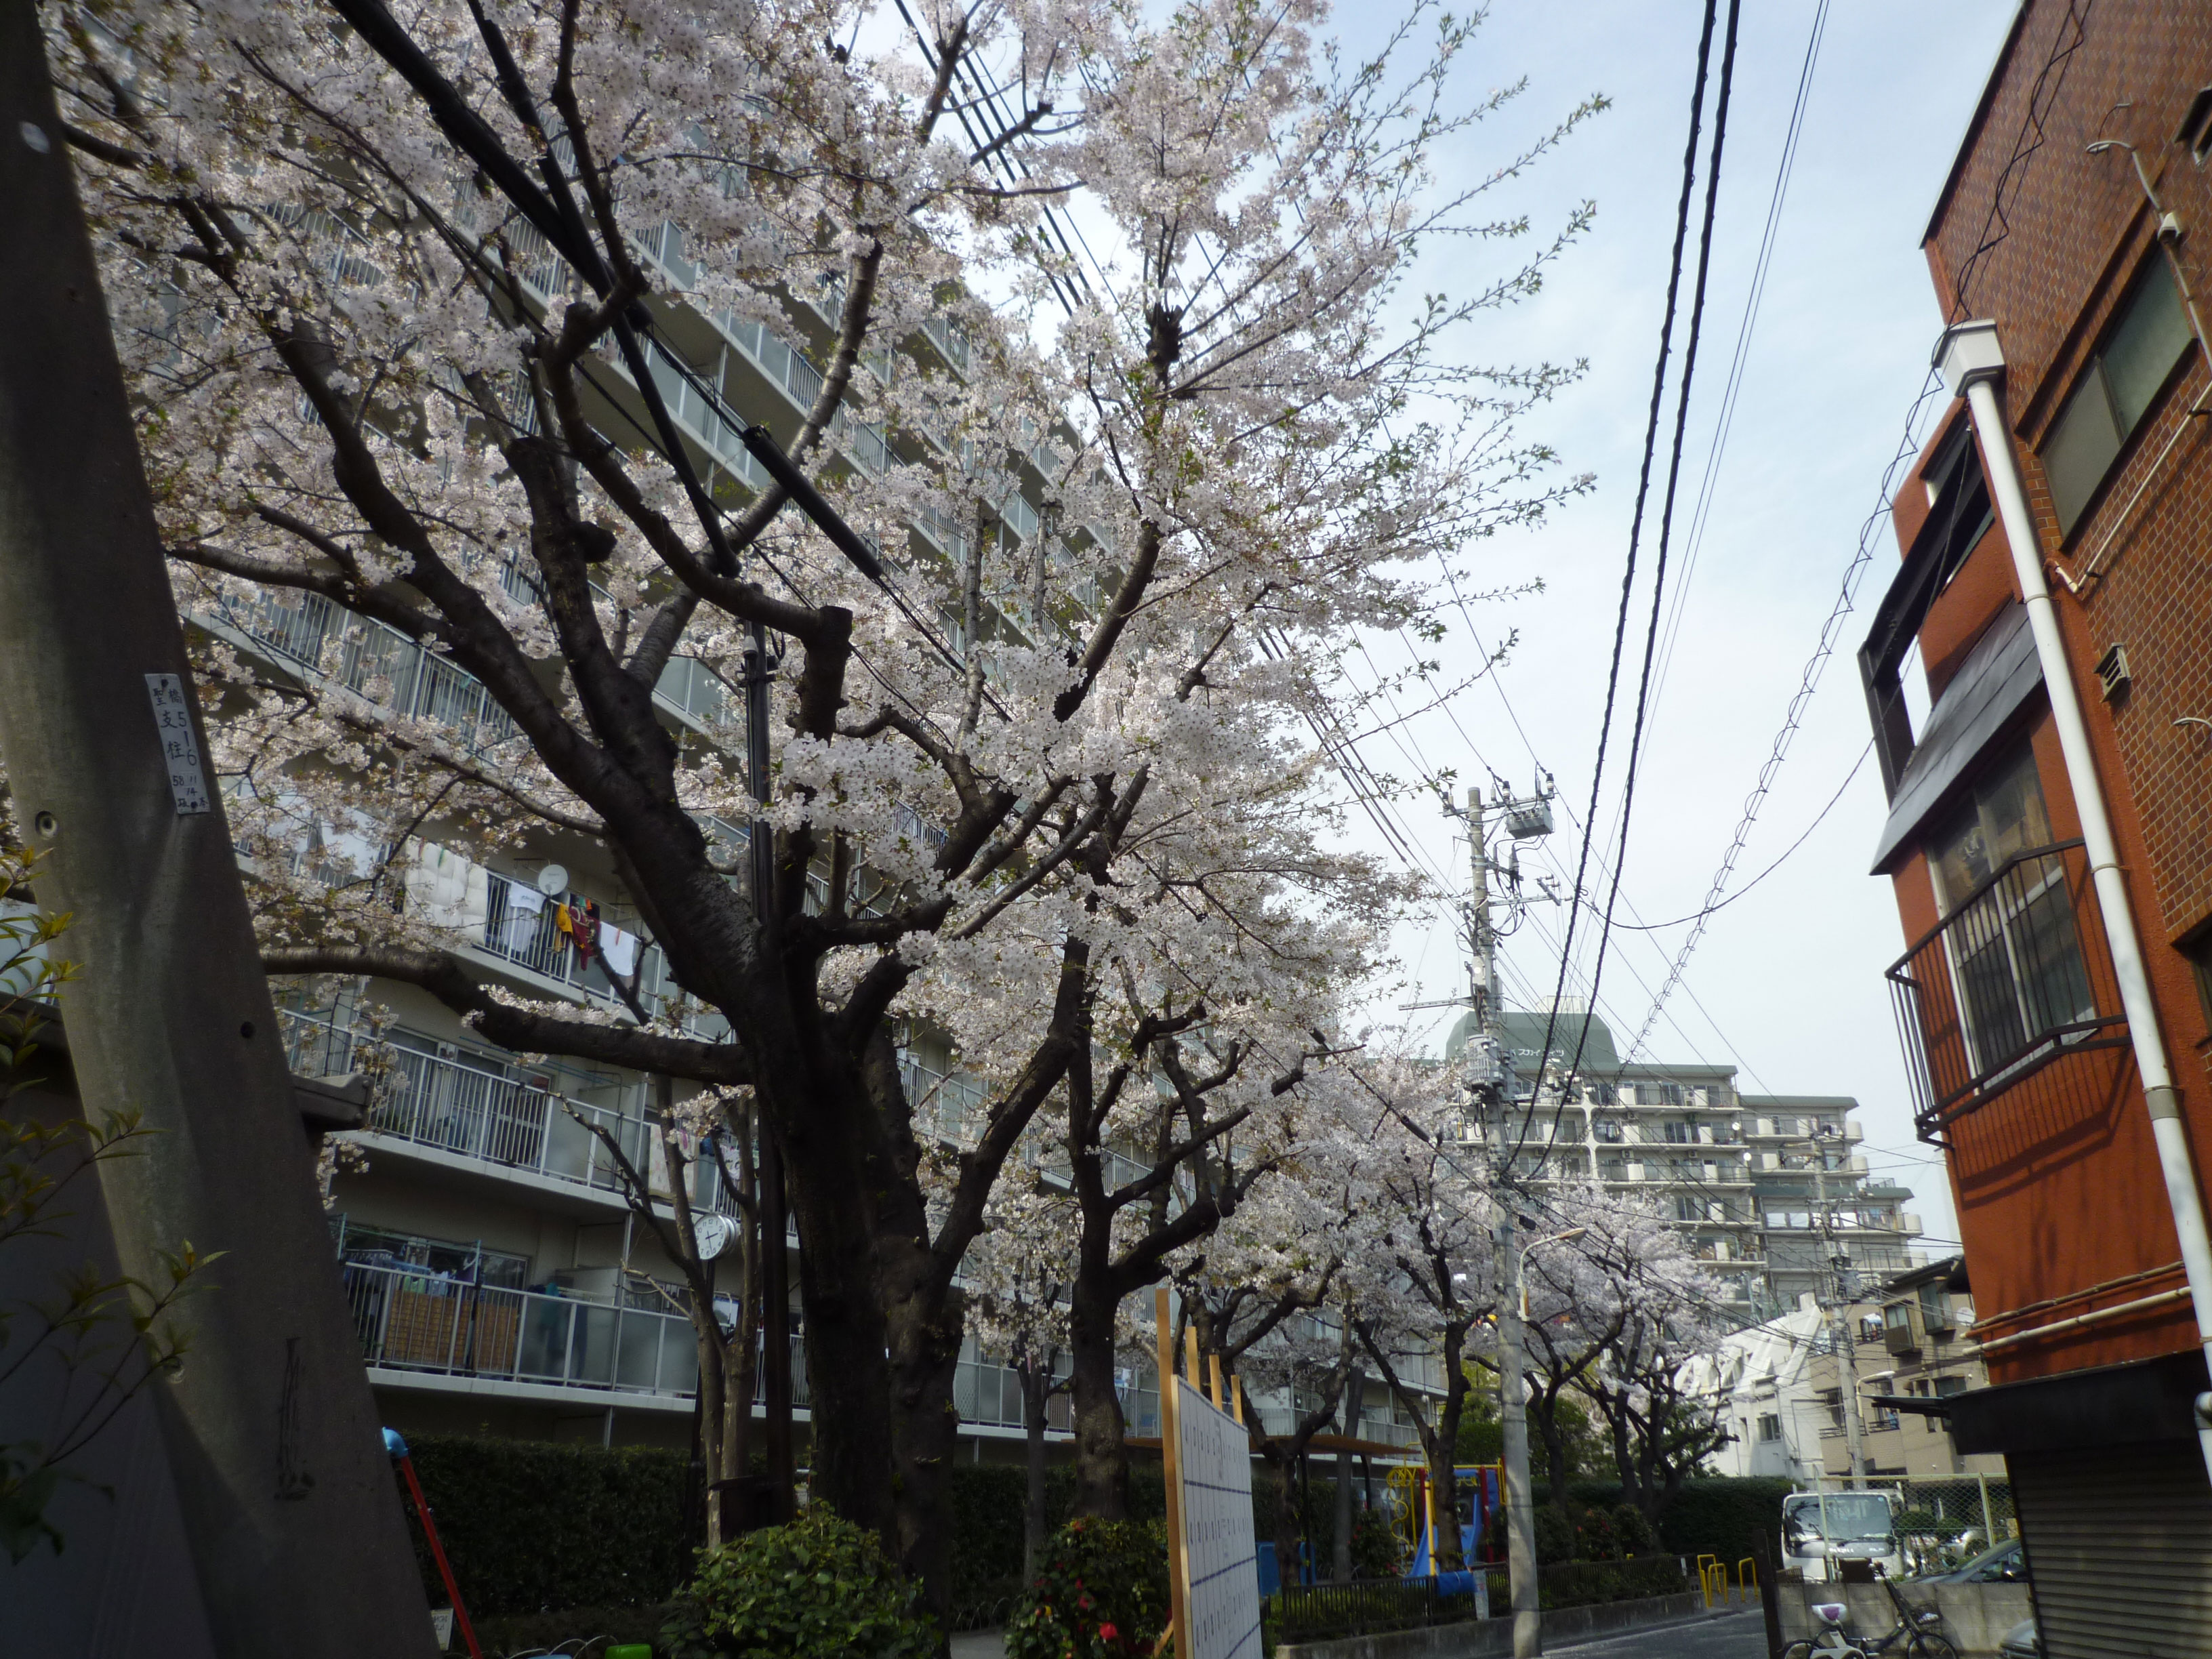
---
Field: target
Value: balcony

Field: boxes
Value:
[1886,840,2128,1142]
[282,1008,738,1214]
[341,1258,811,1408]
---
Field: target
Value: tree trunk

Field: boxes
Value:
[1332,1372,1364,1580]
[1023,1359,1054,1579]
[775,1069,899,1543]
[1066,1261,1129,1519]
[1428,1329,1469,1570]
[1267,1446,1304,1589]
[1532,1390,1573,1515]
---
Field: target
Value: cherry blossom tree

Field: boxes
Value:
[40,0,1597,1601]
[1334,1050,1495,1570]
[963,1172,1079,1578]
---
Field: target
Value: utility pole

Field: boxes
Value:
[1811,1135,1867,1490]
[1467,787,1541,1659]
[0,27,432,1656]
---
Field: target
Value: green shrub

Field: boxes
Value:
[397,1434,689,1617]
[1610,1503,1656,1557]
[1005,1517,1170,1659]
[1533,1505,1574,1565]
[660,1509,939,1659]
[1349,1507,1404,1578]
[1573,1507,1617,1561]
[951,1465,1030,1604]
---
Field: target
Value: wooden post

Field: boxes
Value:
[1155,1288,1191,1659]
[1209,1351,1225,1410]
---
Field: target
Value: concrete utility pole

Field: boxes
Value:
[1469,787,1541,1659]
[0,22,433,1657]
[1810,1136,1868,1490]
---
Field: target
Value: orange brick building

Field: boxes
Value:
[1858,3,2212,1650]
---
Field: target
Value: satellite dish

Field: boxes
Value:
[535,864,569,897]
[692,1213,737,1259]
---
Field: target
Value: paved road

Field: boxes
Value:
[949,1608,1774,1659]
[1549,1607,1772,1658]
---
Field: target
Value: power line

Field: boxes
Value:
[1528,0,1727,1132]
[1641,0,1831,760]
[1617,0,2100,1067]
[1537,0,1744,1139]
[1603,741,1870,932]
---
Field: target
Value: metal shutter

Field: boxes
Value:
[2009,1441,2212,1658]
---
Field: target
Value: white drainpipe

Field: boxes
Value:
[1938,319,2212,1483]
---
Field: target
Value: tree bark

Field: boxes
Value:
[1066,1258,1130,1520]
[1332,1372,1363,1580]
[1020,1355,1060,1579]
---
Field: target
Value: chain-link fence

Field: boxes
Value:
[1799,1475,2016,1574]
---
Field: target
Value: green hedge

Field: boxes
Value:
[1654,1477,1795,1566]
[398,1434,692,1618]
[397,1439,1177,1626]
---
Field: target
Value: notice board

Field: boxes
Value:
[1156,1288,1263,1659]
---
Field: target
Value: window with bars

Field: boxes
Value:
[1927,745,2095,1076]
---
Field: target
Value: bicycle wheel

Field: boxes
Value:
[1906,1635,1959,1659]
[1780,1644,1816,1659]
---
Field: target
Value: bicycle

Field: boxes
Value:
[1780,1568,1959,1659]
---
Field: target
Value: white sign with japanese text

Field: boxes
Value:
[145,674,211,815]
[1172,1378,1263,1659]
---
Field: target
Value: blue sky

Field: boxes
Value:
[1324,0,2029,1250]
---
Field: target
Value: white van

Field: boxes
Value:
[1781,1490,1905,1582]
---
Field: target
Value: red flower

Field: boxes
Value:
[1099,1623,1120,1644]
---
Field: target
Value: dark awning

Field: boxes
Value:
[1868,601,2042,874]
[1947,1348,2212,1456]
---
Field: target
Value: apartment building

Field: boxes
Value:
[1804,1257,2002,1482]
[1741,1094,1922,1312]
[191,216,1174,1465]
[1685,1299,1829,1481]
[1449,1005,1923,1320]
[1860,5,2212,1647]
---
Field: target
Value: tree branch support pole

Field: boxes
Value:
[0,22,433,1656]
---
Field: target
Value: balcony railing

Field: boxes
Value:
[282,1008,739,1214]
[341,1259,814,1407]
[1887,840,2127,1141]
[342,1258,700,1398]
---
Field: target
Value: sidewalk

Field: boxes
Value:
[950,1631,1006,1659]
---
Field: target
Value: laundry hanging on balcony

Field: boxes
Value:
[497,882,546,952]
[554,899,601,963]
[403,839,490,937]
[598,922,640,979]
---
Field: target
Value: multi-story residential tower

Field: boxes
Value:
[1860,4,2212,1645]
[1450,1004,1922,1321]
[1741,1094,1922,1312]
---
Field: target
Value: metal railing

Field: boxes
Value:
[211,586,524,761]
[1266,1577,1483,1645]
[281,1008,739,1214]
[1886,840,2126,1141]
[341,1258,815,1408]
[342,1258,699,1398]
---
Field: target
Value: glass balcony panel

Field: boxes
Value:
[569,1303,620,1386]
[617,1312,664,1390]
